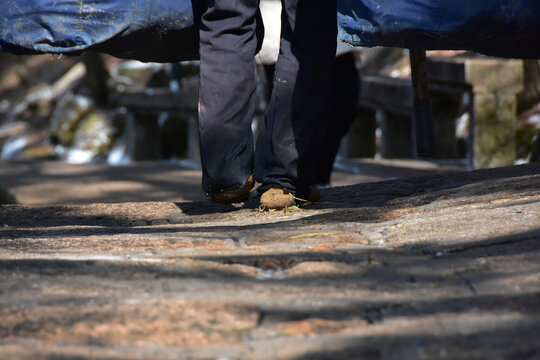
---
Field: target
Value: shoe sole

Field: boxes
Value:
[207,175,254,204]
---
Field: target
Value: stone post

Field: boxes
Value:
[428,58,524,169]
[344,107,377,158]
[429,89,463,159]
[378,110,414,159]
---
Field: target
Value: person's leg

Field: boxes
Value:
[316,52,360,186]
[198,0,259,198]
[255,0,337,200]
[262,54,360,187]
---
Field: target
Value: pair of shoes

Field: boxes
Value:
[206,175,255,204]
[260,186,320,210]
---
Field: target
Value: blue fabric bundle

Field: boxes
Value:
[1,0,540,61]
[0,0,203,62]
[337,0,540,59]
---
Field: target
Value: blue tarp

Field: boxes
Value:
[1,0,540,61]
[337,0,540,59]
[0,0,203,62]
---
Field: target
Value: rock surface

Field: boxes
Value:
[0,162,539,359]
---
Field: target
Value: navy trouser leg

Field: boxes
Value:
[255,0,337,197]
[262,53,359,187]
[316,52,360,185]
[198,0,259,195]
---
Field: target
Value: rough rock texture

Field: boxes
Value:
[0,163,539,359]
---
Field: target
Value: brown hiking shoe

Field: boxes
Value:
[260,188,295,210]
[260,186,320,210]
[206,175,255,204]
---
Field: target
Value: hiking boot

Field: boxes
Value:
[260,186,320,210]
[260,188,295,210]
[206,175,255,204]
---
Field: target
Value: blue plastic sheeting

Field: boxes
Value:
[338,0,540,59]
[0,0,203,62]
[2,1,540,61]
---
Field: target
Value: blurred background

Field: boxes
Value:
[1,48,539,164]
[0,48,539,205]
[1,0,540,206]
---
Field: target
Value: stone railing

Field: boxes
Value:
[110,56,524,169]
[344,55,524,169]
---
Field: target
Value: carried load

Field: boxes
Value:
[1,0,540,61]
[338,0,540,59]
[0,0,203,62]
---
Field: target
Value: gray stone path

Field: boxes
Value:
[0,162,539,359]
[0,159,463,205]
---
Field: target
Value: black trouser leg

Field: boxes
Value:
[254,0,337,196]
[262,53,360,186]
[198,0,259,194]
[316,52,360,185]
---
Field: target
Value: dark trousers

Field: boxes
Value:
[315,52,360,185]
[198,0,337,197]
[263,52,360,186]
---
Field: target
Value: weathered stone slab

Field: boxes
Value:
[1,163,539,359]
